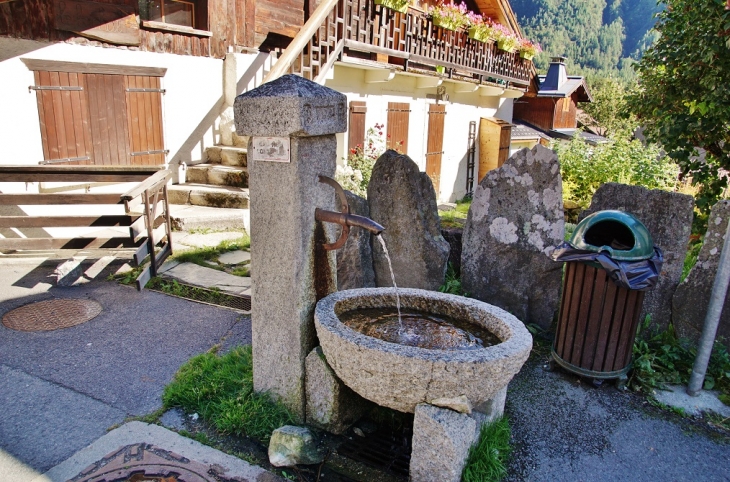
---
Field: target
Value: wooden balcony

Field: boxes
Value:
[275,0,533,90]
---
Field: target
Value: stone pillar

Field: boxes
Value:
[234,75,347,420]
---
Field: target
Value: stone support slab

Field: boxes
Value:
[410,403,477,482]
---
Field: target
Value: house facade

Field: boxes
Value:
[0,0,536,203]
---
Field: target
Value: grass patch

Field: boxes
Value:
[630,319,730,401]
[439,199,472,229]
[681,240,703,282]
[462,417,512,482]
[439,263,465,296]
[172,233,251,267]
[146,277,242,306]
[162,346,294,442]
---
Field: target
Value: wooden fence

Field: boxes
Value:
[0,166,172,290]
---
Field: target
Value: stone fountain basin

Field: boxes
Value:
[314,288,533,413]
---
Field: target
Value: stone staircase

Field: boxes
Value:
[168,145,249,210]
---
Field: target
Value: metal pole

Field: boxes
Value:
[687,216,730,396]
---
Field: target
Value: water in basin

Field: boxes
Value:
[340,307,501,350]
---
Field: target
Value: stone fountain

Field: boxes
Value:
[235,75,532,482]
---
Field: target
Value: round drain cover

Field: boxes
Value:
[2,298,102,332]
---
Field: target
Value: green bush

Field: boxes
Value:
[556,135,679,210]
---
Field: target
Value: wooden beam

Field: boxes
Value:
[0,165,158,183]
[54,0,141,46]
[0,193,123,205]
[0,236,142,250]
[120,170,171,202]
[0,215,139,228]
[21,59,167,77]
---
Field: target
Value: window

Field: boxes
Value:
[139,0,207,31]
[148,0,194,27]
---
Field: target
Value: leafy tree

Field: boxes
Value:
[581,76,636,138]
[629,0,730,212]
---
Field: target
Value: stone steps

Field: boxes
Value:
[168,183,249,209]
[205,145,248,167]
[186,163,248,188]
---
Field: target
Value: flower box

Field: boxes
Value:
[429,2,469,31]
[497,37,519,53]
[374,0,409,14]
[468,26,494,43]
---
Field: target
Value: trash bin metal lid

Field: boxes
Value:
[570,210,654,261]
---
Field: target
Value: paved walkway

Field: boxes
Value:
[1,232,729,482]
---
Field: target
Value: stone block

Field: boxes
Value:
[410,403,477,482]
[470,385,507,437]
[580,182,694,330]
[673,200,730,346]
[462,145,564,328]
[336,190,375,290]
[234,75,346,138]
[305,347,368,434]
[368,150,450,291]
[268,425,323,467]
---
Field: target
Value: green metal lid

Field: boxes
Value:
[570,210,654,261]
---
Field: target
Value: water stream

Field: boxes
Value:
[375,234,402,332]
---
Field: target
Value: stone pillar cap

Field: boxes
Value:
[234,74,347,137]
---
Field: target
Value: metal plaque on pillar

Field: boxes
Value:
[252,137,291,163]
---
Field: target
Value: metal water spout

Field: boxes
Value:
[315,175,385,250]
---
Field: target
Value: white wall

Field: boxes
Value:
[0,40,262,170]
[325,64,515,202]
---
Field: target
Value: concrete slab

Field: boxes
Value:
[37,421,283,482]
[169,204,249,232]
[653,385,730,418]
[0,365,127,478]
[176,231,248,249]
[0,272,250,417]
[161,262,252,296]
[218,250,251,265]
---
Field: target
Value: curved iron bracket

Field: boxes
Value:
[316,175,350,251]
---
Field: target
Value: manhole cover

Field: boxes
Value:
[2,298,102,332]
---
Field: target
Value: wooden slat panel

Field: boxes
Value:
[22,59,166,77]
[126,76,141,165]
[111,74,130,164]
[58,72,77,159]
[0,193,123,205]
[613,290,643,371]
[86,74,108,165]
[561,262,585,362]
[348,101,367,153]
[425,103,446,195]
[386,102,409,153]
[0,236,141,250]
[49,72,67,160]
[103,74,120,164]
[570,265,597,367]
[34,71,51,161]
[0,215,138,228]
[603,286,629,371]
[581,271,608,369]
[68,73,88,163]
[555,261,577,355]
[592,278,619,371]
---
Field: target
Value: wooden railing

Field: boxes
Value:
[267,0,532,88]
[0,166,172,290]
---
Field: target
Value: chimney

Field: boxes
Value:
[541,56,568,91]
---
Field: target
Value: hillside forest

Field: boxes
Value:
[510,0,662,81]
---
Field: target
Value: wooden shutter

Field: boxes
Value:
[425,103,446,195]
[348,101,367,153]
[386,102,410,153]
[478,117,513,182]
[33,71,93,165]
[125,75,166,165]
[33,69,165,166]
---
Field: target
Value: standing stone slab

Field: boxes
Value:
[235,75,346,420]
[580,182,694,331]
[673,200,730,346]
[368,150,450,291]
[305,347,368,434]
[336,190,375,290]
[462,145,564,328]
[410,403,477,482]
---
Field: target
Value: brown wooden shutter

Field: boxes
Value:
[348,101,367,153]
[33,71,93,165]
[386,102,410,153]
[425,103,446,195]
[33,70,165,166]
[125,75,166,166]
